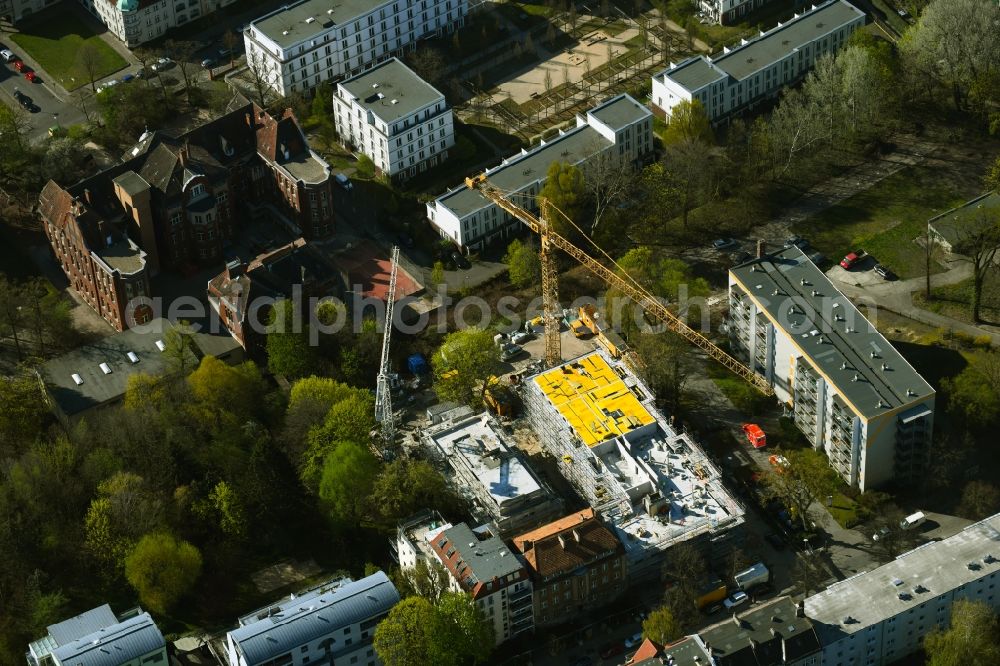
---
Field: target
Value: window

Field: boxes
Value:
[190,183,205,198]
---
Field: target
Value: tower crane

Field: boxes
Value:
[464,174,773,396]
[374,245,401,459]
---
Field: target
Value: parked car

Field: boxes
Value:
[840,249,868,269]
[511,331,532,345]
[23,71,37,82]
[152,57,174,71]
[500,343,523,362]
[808,252,827,267]
[873,263,896,280]
[451,251,471,270]
[768,454,789,470]
[724,591,750,610]
[899,511,926,530]
[784,235,810,250]
[0,49,15,62]
[872,526,891,542]
[742,423,766,449]
[599,643,625,659]
[713,238,738,251]
[121,73,135,82]
[624,632,644,649]
[201,57,216,68]
[730,250,752,265]
[217,47,232,59]
[96,79,120,93]
[12,59,26,71]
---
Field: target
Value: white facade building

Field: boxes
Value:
[27,605,167,666]
[1,0,59,22]
[728,246,935,491]
[75,0,238,47]
[426,94,652,251]
[699,0,776,26]
[245,0,466,98]
[805,514,1000,666]
[652,0,865,123]
[226,573,399,666]
[395,510,453,570]
[429,522,534,645]
[333,57,454,181]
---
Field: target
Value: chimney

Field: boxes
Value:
[179,141,189,167]
[226,258,244,280]
[572,529,581,543]
[557,534,566,549]
[756,239,766,258]
[770,627,779,638]
[521,539,533,551]
[797,600,805,618]
[83,188,93,205]
[245,112,253,127]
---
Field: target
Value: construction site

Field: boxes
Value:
[521,349,746,579]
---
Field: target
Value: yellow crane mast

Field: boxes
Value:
[465,173,774,397]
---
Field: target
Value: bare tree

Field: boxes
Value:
[0,103,33,151]
[77,43,103,93]
[241,49,277,109]
[164,39,199,103]
[222,30,241,68]
[583,143,634,234]
[954,208,1000,322]
[406,47,447,89]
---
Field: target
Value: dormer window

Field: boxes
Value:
[190,183,205,199]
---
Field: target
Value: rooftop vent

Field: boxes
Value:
[870,351,879,359]
[305,16,315,23]
[800,278,806,285]
[72,373,84,386]
[282,30,289,36]
[391,99,399,104]
[327,8,334,13]
[372,83,379,88]
[881,363,889,371]
[811,290,820,297]
[985,555,998,564]
[841,362,847,370]
[155,339,166,352]
[914,585,929,594]
[852,374,859,382]
[127,351,139,364]
[99,362,112,375]
[968,562,982,571]
[892,577,904,586]
[907,389,915,397]
[898,592,912,601]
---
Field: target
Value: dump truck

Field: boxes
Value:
[694,577,728,610]
[484,377,516,418]
[734,562,770,590]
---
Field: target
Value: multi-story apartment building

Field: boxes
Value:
[700,0,777,26]
[226,573,399,666]
[207,238,341,356]
[0,0,58,22]
[39,102,335,331]
[332,57,454,182]
[511,508,627,627]
[74,0,239,46]
[244,0,466,98]
[652,0,865,123]
[430,522,534,645]
[395,509,453,569]
[728,246,935,490]
[27,604,166,666]
[426,94,652,251]
[805,513,1000,665]
[424,412,563,537]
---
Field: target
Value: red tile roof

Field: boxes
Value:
[512,508,624,579]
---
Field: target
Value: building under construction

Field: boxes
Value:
[521,350,746,578]
[424,412,564,537]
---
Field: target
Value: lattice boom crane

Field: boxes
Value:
[374,245,401,458]
[465,174,773,396]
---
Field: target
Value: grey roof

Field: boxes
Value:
[662,0,864,91]
[805,513,1000,643]
[715,0,864,81]
[730,246,934,419]
[927,191,1000,247]
[111,171,150,197]
[339,58,444,124]
[436,125,609,219]
[47,605,118,646]
[252,0,380,50]
[586,93,652,130]
[662,56,725,92]
[280,152,331,184]
[657,636,713,665]
[38,318,199,417]
[96,237,146,275]
[51,612,165,666]
[229,572,400,666]
[700,596,821,666]
[442,523,523,587]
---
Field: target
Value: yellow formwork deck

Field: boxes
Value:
[533,353,655,447]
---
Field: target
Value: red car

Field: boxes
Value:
[839,249,868,270]
[24,71,37,82]
[13,59,26,71]
[742,423,767,449]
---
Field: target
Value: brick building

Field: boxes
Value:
[511,508,627,627]
[207,238,342,355]
[39,101,335,332]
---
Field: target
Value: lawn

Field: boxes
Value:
[827,492,861,528]
[918,278,1000,327]
[10,12,127,90]
[791,167,971,279]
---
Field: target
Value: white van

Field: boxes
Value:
[899,511,926,530]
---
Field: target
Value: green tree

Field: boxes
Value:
[124,532,203,614]
[396,559,451,603]
[374,596,438,666]
[924,599,1000,666]
[123,373,167,412]
[284,376,357,457]
[762,449,840,532]
[300,388,376,486]
[186,357,264,419]
[207,480,247,539]
[957,480,1000,520]
[643,606,682,645]
[431,261,445,287]
[943,360,1000,431]
[661,99,713,145]
[372,458,454,522]
[985,154,1000,192]
[267,299,317,378]
[431,591,494,665]
[0,367,47,450]
[539,161,585,237]
[634,331,695,416]
[318,442,379,527]
[357,154,376,178]
[163,320,196,375]
[432,327,503,408]
[503,239,540,288]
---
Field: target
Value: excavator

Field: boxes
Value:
[464,173,773,396]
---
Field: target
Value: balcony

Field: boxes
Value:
[508,588,532,605]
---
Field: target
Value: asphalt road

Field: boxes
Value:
[0,61,84,142]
